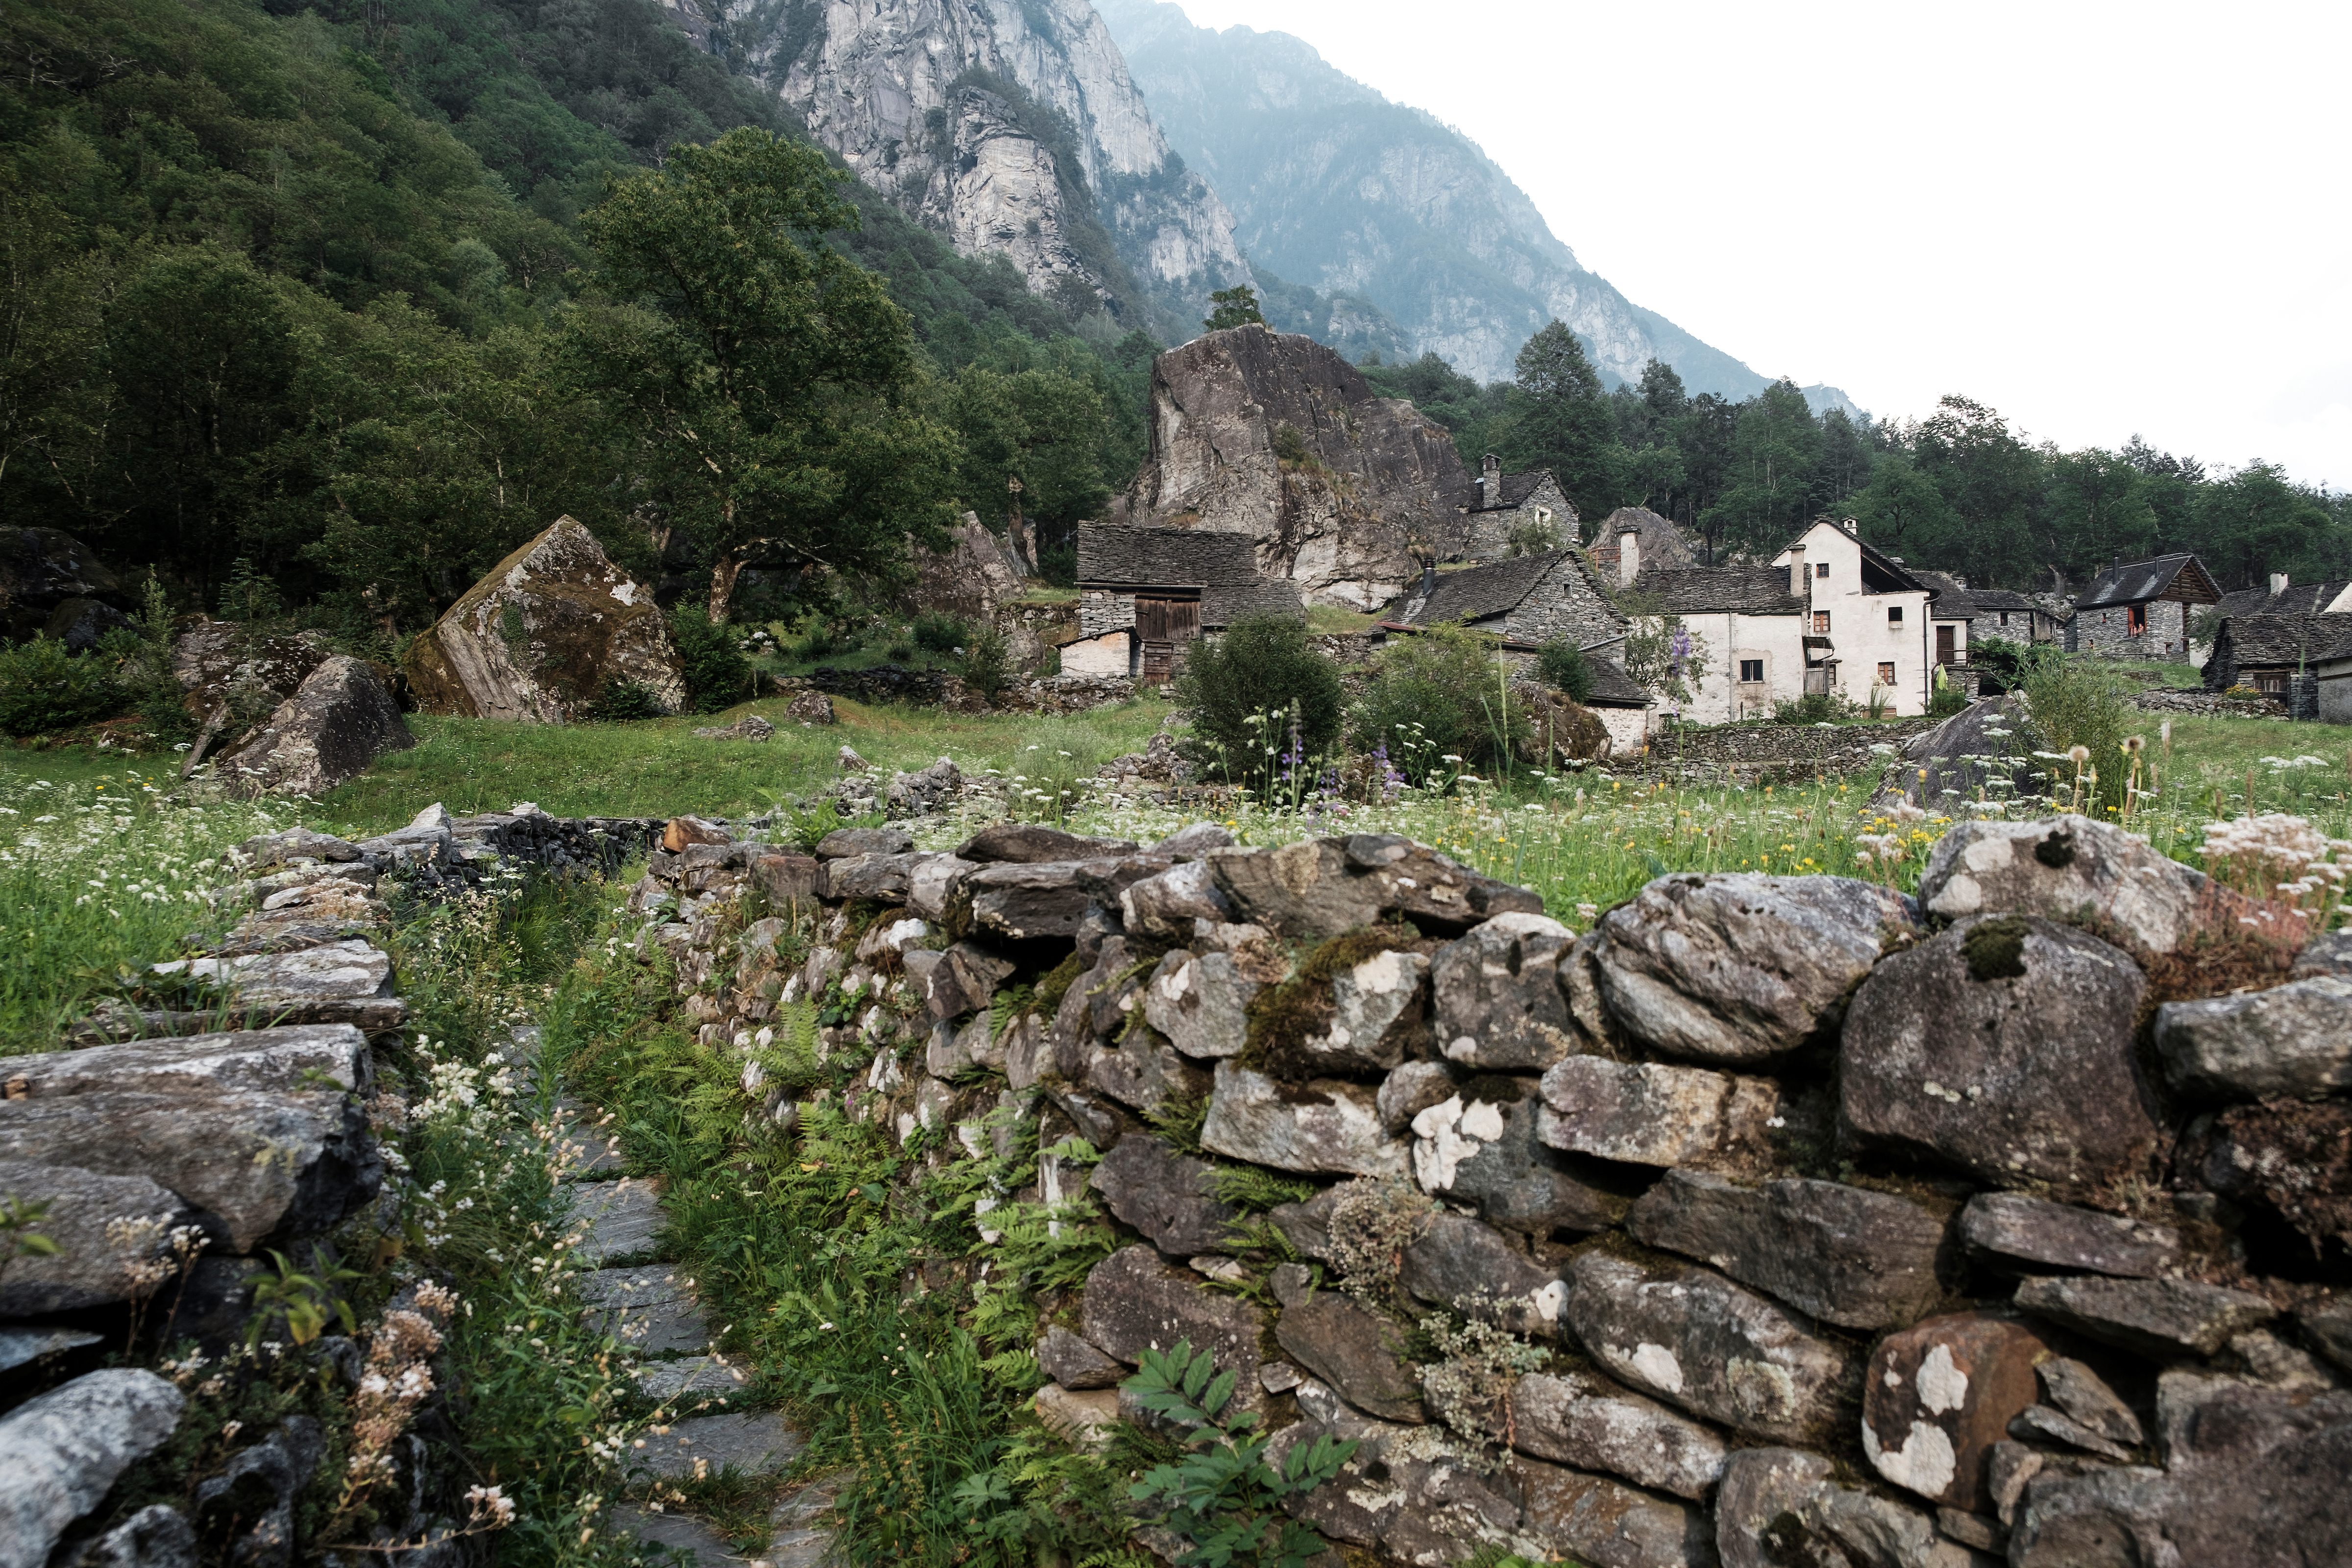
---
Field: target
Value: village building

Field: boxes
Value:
[2204,610,2352,718]
[1590,505,1699,582]
[1451,454,1576,561]
[1911,569,1978,673]
[1627,566,1809,724]
[2067,553,2220,660]
[1767,519,1940,715]
[1966,587,2066,643]
[1062,523,1301,681]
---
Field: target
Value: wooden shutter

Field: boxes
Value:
[1936,626,1956,664]
[1136,596,1174,640]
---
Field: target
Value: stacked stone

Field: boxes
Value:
[636,807,2352,1568]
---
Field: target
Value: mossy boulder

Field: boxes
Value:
[402,516,683,721]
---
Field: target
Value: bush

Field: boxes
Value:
[1035,542,1077,588]
[960,624,1013,699]
[1534,640,1594,704]
[587,677,662,721]
[0,637,125,736]
[1773,690,1849,725]
[1927,664,1970,717]
[1174,612,1345,778]
[912,612,968,653]
[669,604,755,713]
[885,640,915,664]
[1351,623,1527,784]
[2020,649,2133,813]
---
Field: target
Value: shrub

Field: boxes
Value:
[961,624,1013,699]
[1174,612,1344,779]
[587,677,662,721]
[885,640,915,663]
[2020,649,2133,813]
[912,612,968,653]
[669,604,756,713]
[1351,623,1527,783]
[1534,639,1594,704]
[1773,690,1848,725]
[1927,664,1970,717]
[1035,542,1077,588]
[0,636,125,736]
[1504,515,1564,557]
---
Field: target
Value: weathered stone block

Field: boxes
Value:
[1079,1246,1263,1403]
[0,1162,193,1315]
[0,1370,184,1568]
[1918,815,2255,955]
[1274,1290,1424,1422]
[1199,1061,1404,1177]
[1431,911,1578,1071]
[1397,1213,1565,1335]
[1119,858,1234,938]
[2155,976,2352,1101]
[815,827,913,859]
[1035,1325,1125,1391]
[1410,1085,1626,1236]
[1957,1192,2183,1279]
[1511,1371,1726,1499]
[1537,1056,1782,1171]
[1089,1135,1237,1257]
[1514,1456,1720,1568]
[2014,1274,2278,1358]
[1862,1313,2053,1511]
[955,823,1136,863]
[1209,836,1542,942]
[1142,950,1257,1059]
[1300,946,1429,1073]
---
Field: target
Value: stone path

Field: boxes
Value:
[519,1026,839,1567]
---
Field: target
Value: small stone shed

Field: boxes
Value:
[2069,553,2220,661]
[1967,588,2065,644]
[1385,548,1626,650]
[2205,610,2352,718]
[1065,523,1302,681]
[1453,455,1577,561]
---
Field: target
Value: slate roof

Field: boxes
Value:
[2213,579,2352,621]
[1404,549,1579,626]
[1471,470,1556,511]
[1203,579,1306,625]
[1633,566,1806,616]
[1968,588,2042,613]
[1076,522,1300,627]
[1581,656,1653,708]
[2074,553,2221,610]
[2219,611,2352,668]
[1913,570,1978,618]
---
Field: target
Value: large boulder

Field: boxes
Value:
[0,528,123,633]
[1588,873,1917,1065]
[212,656,412,796]
[1209,835,1543,942]
[402,515,684,720]
[1838,915,2159,1191]
[1868,694,2040,812]
[907,510,1025,622]
[1915,815,2252,956]
[1114,324,1470,609]
[0,1370,184,1568]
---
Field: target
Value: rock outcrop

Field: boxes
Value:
[213,655,413,796]
[0,528,127,644]
[1115,325,1474,608]
[403,516,683,721]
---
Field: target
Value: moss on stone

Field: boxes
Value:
[1961,914,2031,982]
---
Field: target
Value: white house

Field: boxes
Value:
[1769,520,1939,715]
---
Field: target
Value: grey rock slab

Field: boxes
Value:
[1409,1084,1627,1236]
[2291,929,2352,980]
[2005,1465,2178,1568]
[954,858,1132,942]
[634,1355,749,1403]
[1838,915,2158,1191]
[904,940,1015,1021]
[1717,1446,1989,1568]
[0,1326,102,1373]
[213,654,412,797]
[1300,945,1429,1074]
[235,826,362,868]
[904,853,974,922]
[954,822,1136,863]
[2015,1274,2278,1358]
[152,939,403,1030]
[1957,1192,2182,1280]
[1918,815,2244,955]
[579,1266,708,1356]
[2009,1403,2133,1461]
[1119,858,1234,938]
[1207,835,1543,942]
[1591,872,1916,1064]
[1272,1289,1425,1422]
[634,1411,803,1481]
[2038,1357,2143,1445]
[1080,1036,1208,1119]
[1862,1312,2054,1512]
[1511,1370,1727,1499]
[2304,1297,2352,1374]
[1430,911,1578,1072]
[1036,1325,1125,1390]
[1716,1447,1835,1568]
[2155,976,2352,1101]
[1142,949,1257,1059]
[1397,1212,1566,1336]
[1152,822,1234,857]
[0,1088,378,1254]
[1626,1168,1950,1330]
[564,1178,666,1266]
[0,1161,193,1315]
[1032,1384,1120,1449]
[1088,1134,1237,1256]
[1198,1060,1405,1177]
[1563,1251,1855,1444]
[814,826,913,859]
[1378,1060,1457,1134]
[1266,1186,1341,1262]
[6,1024,372,1099]
[1536,1055,1783,1171]
[819,852,917,904]
[1079,1245,1264,1404]
[611,1506,736,1567]
[59,1503,197,1568]
[0,1370,184,1568]
[1513,1456,1720,1568]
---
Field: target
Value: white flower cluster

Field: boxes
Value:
[2201,812,2352,909]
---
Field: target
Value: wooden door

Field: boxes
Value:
[1134,597,1199,685]
[1936,625,1956,665]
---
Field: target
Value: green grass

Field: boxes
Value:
[1304,605,1380,635]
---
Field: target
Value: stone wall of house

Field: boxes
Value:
[1498,556,1625,650]
[618,811,2352,1568]
[2073,597,2193,661]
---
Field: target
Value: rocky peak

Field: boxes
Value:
[1116,324,1471,609]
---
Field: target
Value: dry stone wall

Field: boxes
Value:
[636,809,2350,1568]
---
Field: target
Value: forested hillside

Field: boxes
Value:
[0,0,1149,635]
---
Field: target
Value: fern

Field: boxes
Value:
[1147,1091,1212,1157]
[1210,1164,1315,1214]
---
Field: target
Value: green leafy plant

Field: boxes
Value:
[1175,613,1345,781]
[962,625,1014,699]
[1352,622,1527,784]
[0,1194,60,1285]
[670,602,757,713]
[247,1249,361,1348]
[0,636,124,736]
[1124,1341,1356,1568]
[913,612,968,653]
[588,677,664,721]
[1928,663,1970,717]
[1535,639,1594,704]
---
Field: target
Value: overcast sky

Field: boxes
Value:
[1169,0,2349,491]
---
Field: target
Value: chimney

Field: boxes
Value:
[2270,572,2289,596]
[1790,558,1805,597]
[1481,453,1501,509]
[1617,526,1641,588]
[1953,574,1968,588]
[1841,517,1859,538]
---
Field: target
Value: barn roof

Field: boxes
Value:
[2074,553,2220,610]
[1633,566,1806,616]
[2219,611,2352,668]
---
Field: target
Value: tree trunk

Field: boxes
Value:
[708,556,745,625]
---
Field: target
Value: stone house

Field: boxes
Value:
[1911,569,1977,675]
[2201,573,2352,667]
[1966,588,2064,644]
[2067,553,2220,660]
[1062,523,1302,681]
[1627,566,1809,725]
[1767,519,1939,716]
[1452,455,1576,561]
[1589,505,1699,582]
[2205,611,2352,718]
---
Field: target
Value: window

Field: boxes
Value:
[1878,662,1896,687]
[1739,659,1764,683]
[1814,561,1829,578]
[1999,611,2009,627]
[1813,611,1831,635]
[2255,670,2288,695]
[1887,605,1904,625]
[2127,604,2147,635]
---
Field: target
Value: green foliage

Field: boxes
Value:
[1124,1341,1356,1568]
[1174,613,1345,778]
[588,677,663,721]
[1209,1165,1317,1215]
[0,1194,60,1279]
[913,612,969,653]
[670,603,757,713]
[962,625,1015,699]
[1492,320,1621,522]
[1352,623,1527,782]
[1534,639,1595,704]
[2020,650,2134,814]
[1036,542,1078,588]
[0,637,123,736]
[1202,286,1266,332]
[246,1250,361,1348]
[942,361,1111,535]
[1928,663,1970,717]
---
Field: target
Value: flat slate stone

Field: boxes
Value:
[151,940,403,1029]
[634,1356,749,1403]
[0,1370,185,1568]
[1088,1134,1237,1257]
[579,1266,708,1356]
[634,1412,803,1481]
[0,1325,102,1373]
[7,1024,372,1099]
[0,1160,193,1315]
[611,1505,736,1567]
[566,1179,665,1266]
[2154,976,2352,1101]
[767,1478,843,1568]
[2015,1275,2278,1358]
[552,1098,625,1175]
[1958,1192,2183,1279]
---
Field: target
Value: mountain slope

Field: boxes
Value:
[1098,0,1844,403]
